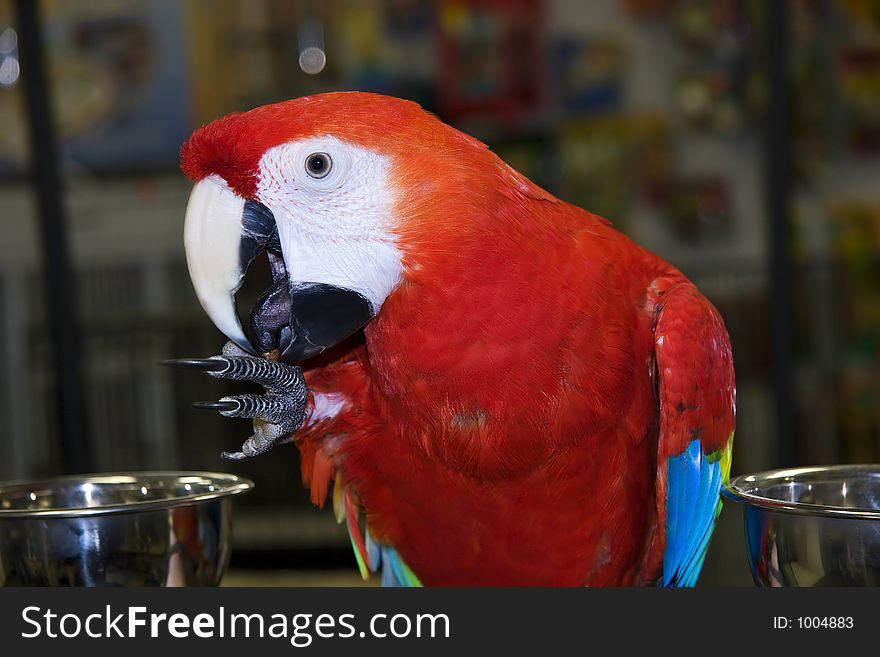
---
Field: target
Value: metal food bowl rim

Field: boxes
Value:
[0,471,254,519]
[722,464,880,520]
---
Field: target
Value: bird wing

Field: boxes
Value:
[648,276,735,587]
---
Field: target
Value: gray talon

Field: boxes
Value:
[162,358,228,372]
[192,400,240,412]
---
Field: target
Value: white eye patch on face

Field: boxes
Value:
[255,136,404,314]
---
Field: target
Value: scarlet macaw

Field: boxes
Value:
[172,92,735,586]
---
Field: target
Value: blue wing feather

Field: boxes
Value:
[377,546,422,587]
[684,449,715,555]
[664,454,683,572]
[662,438,724,587]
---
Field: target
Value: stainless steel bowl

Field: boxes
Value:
[0,471,253,586]
[722,465,880,586]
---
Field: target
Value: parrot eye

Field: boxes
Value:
[305,152,332,179]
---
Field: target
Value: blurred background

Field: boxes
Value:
[0,0,878,586]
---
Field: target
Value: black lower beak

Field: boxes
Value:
[280,283,374,362]
[247,269,373,363]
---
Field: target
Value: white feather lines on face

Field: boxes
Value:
[256,137,403,313]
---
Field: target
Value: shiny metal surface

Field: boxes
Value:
[723,465,880,586]
[0,472,253,586]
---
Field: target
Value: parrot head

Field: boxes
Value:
[181,92,501,363]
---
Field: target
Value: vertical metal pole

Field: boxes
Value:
[765,1,794,467]
[14,0,91,473]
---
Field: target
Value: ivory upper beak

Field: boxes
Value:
[183,175,255,354]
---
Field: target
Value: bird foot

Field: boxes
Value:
[164,342,308,460]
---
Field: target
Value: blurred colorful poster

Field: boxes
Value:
[0,0,191,174]
[437,0,544,123]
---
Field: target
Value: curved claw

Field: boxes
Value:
[192,400,241,412]
[161,358,228,373]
